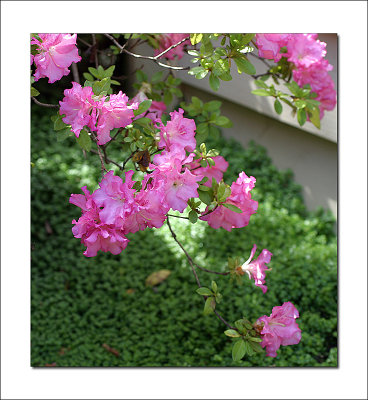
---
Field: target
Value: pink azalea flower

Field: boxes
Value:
[151,149,202,212]
[186,155,229,187]
[92,170,137,227]
[255,302,302,357]
[131,91,166,125]
[123,176,169,234]
[200,172,258,231]
[154,33,189,60]
[96,91,138,145]
[158,108,196,152]
[286,34,327,69]
[59,82,100,137]
[255,34,290,62]
[292,59,336,119]
[31,33,81,83]
[241,244,272,293]
[70,186,129,257]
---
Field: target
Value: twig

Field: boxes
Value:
[167,214,190,220]
[195,264,230,276]
[90,133,107,175]
[166,216,235,330]
[31,97,58,109]
[248,51,272,69]
[90,149,124,171]
[92,34,99,68]
[104,33,190,71]
[71,62,80,84]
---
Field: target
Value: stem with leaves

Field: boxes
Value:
[166,216,235,330]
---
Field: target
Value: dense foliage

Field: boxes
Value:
[31,106,337,367]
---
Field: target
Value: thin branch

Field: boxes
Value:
[104,33,190,71]
[31,97,58,109]
[71,62,80,84]
[90,133,107,175]
[122,153,134,170]
[103,129,121,148]
[248,51,272,69]
[195,264,230,276]
[92,34,99,68]
[166,216,235,330]
[154,36,190,59]
[166,216,202,287]
[166,214,190,220]
[90,149,124,172]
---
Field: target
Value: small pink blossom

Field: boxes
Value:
[286,34,326,69]
[154,34,189,60]
[200,172,258,231]
[255,302,302,357]
[31,34,81,83]
[96,91,138,145]
[59,82,100,137]
[123,176,169,233]
[159,108,196,152]
[131,91,166,125]
[292,59,336,119]
[186,156,229,187]
[70,186,129,257]
[92,170,136,227]
[241,244,272,293]
[255,34,290,62]
[151,149,202,212]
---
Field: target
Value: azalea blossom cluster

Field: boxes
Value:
[154,33,190,59]
[70,106,259,257]
[255,33,336,118]
[255,302,302,357]
[31,33,81,83]
[59,82,139,145]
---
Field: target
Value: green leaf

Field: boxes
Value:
[57,127,73,142]
[209,73,220,91]
[233,56,256,75]
[294,100,307,109]
[198,189,213,205]
[297,108,307,126]
[218,71,232,81]
[188,66,205,76]
[197,123,209,136]
[211,280,218,293]
[134,117,151,127]
[224,329,241,338]
[163,91,173,106]
[151,71,164,84]
[190,33,203,45]
[92,77,111,95]
[249,340,264,353]
[241,33,255,45]
[88,67,99,79]
[251,89,270,96]
[83,72,94,81]
[274,99,283,115]
[222,203,242,213]
[254,79,269,89]
[204,100,222,113]
[136,70,147,83]
[203,297,214,315]
[248,337,262,342]
[195,69,209,80]
[308,107,321,129]
[134,99,152,116]
[53,114,66,131]
[196,287,213,296]
[214,59,229,76]
[31,86,40,97]
[188,210,198,224]
[232,339,246,361]
[214,116,232,128]
[76,130,92,152]
[103,65,115,78]
[187,50,200,57]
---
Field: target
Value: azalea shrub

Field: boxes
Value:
[31,33,337,363]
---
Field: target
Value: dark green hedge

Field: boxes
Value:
[31,106,337,367]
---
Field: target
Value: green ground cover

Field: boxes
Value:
[31,106,337,367]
